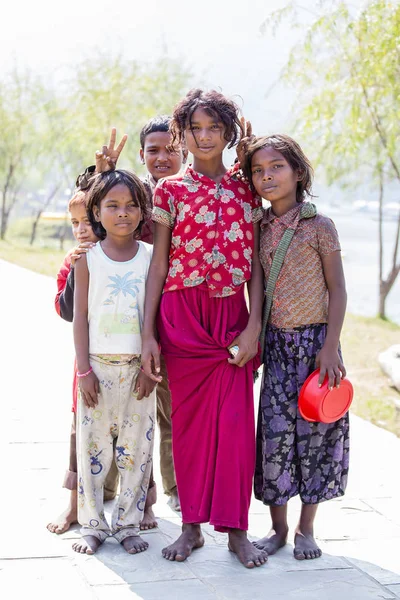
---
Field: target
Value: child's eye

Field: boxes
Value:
[252,168,261,174]
[211,124,220,129]
[191,126,200,131]
[273,164,284,169]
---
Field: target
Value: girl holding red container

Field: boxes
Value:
[242,134,349,561]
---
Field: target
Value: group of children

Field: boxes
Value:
[47,88,349,569]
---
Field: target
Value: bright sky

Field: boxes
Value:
[2,0,294,132]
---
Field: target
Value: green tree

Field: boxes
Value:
[69,54,191,174]
[265,0,400,318]
[0,54,191,243]
[0,67,43,239]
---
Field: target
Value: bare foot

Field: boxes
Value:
[140,506,158,530]
[121,535,149,554]
[162,524,204,562]
[228,529,268,568]
[294,529,322,560]
[47,491,78,534]
[167,489,181,512]
[140,484,158,530]
[72,535,102,555]
[252,527,288,555]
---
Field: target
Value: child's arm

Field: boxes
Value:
[228,223,263,368]
[73,255,99,408]
[58,268,75,322]
[141,223,172,382]
[55,243,95,322]
[317,251,347,389]
[55,257,71,318]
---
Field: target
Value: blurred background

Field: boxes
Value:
[1,0,399,435]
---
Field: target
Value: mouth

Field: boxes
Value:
[262,185,277,193]
[77,236,89,242]
[115,222,132,226]
[155,165,171,171]
[198,146,214,152]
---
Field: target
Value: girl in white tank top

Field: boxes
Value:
[72,170,156,556]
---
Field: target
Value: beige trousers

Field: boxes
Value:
[157,356,177,495]
[77,356,155,542]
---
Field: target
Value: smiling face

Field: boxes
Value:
[140,131,185,181]
[184,108,228,161]
[94,184,142,237]
[69,203,99,244]
[251,146,300,205]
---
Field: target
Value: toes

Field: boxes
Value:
[294,551,306,560]
[175,553,186,562]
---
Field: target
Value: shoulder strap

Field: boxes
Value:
[259,203,317,361]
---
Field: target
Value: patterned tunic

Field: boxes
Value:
[152,164,262,298]
[259,203,341,328]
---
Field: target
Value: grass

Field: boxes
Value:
[0,239,67,277]
[341,313,400,438]
[1,236,400,438]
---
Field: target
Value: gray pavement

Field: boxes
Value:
[1,258,400,599]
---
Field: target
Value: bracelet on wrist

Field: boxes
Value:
[77,367,93,378]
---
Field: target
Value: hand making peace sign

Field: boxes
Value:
[236,117,255,172]
[95,127,128,173]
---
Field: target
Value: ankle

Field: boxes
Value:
[228,529,247,540]
[272,523,289,536]
[296,524,314,536]
[182,523,201,535]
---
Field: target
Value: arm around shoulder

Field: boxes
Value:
[73,254,90,374]
[141,223,172,382]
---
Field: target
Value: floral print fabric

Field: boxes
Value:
[152,163,262,298]
[260,203,341,328]
[254,324,349,506]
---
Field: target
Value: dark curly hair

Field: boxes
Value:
[139,115,171,149]
[85,170,150,240]
[243,134,314,203]
[169,88,243,150]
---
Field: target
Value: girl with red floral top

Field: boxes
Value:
[243,135,348,562]
[141,89,268,569]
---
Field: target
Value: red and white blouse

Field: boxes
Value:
[152,164,262,298]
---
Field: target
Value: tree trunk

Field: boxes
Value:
[29,183,62,246]
[29,211,42,246]
[378,169,385,318]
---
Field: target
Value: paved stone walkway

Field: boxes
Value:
[1,259,399,599]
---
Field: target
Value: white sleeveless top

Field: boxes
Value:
[86,241,152,355]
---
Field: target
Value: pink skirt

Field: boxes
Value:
[157,284,259,532]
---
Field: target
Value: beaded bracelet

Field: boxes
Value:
[77,367,93,378]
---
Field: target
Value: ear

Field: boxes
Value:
[296,169,304,182]
[139,148,145,165]
[93,206,101,222]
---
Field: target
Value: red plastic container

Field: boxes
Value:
[298,369,353,424]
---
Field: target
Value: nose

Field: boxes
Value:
[262,171,273,181]
[118,207,128,218]
[158,149,169,163]
[198,128,211,141]
[77,221,87,232]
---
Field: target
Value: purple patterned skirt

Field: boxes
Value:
[254,323,350,506]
